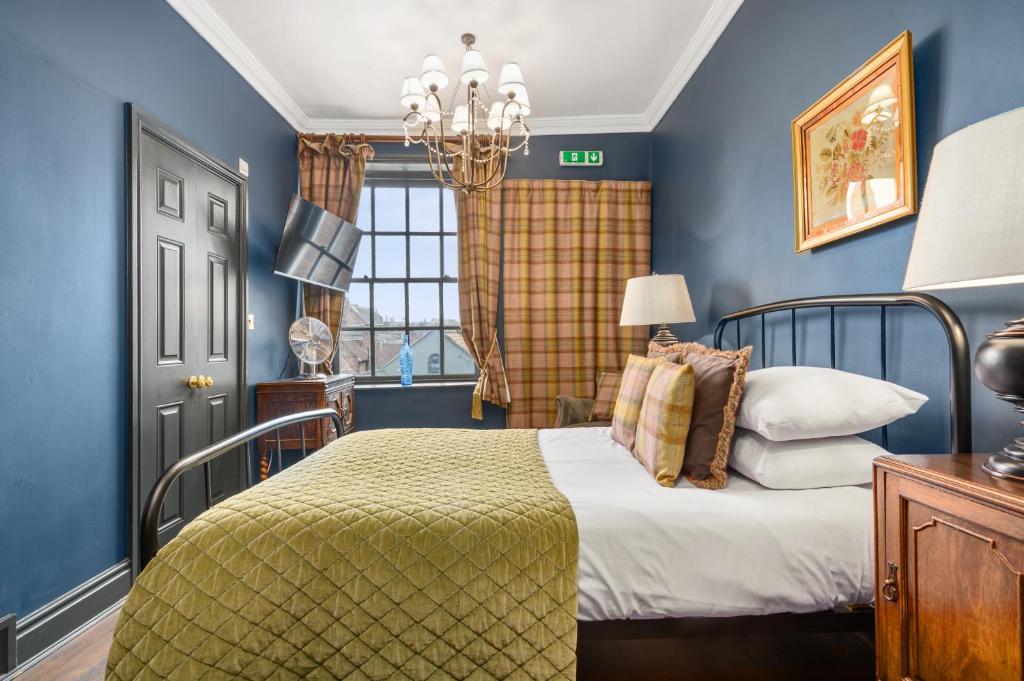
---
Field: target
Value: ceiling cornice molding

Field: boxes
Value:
[166,0,310,130]
[166,0,743,135]
[305,114,651,137]
[643,0,744,130]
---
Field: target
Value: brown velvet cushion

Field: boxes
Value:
[648,341,752,489]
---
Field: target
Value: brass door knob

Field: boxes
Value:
[186,375,202,389]
[203,376,214,388]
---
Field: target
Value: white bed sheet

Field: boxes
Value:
[537,427,874,621]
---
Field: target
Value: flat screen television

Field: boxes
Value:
[273,194,363,293]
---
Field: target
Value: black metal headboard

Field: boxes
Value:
[712,293,971,453]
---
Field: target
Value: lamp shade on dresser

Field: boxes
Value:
[619,274,696,345]
[904,106,1024,480]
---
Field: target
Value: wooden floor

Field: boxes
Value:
[12,609,874,680]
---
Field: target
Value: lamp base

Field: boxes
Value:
[975,317,1024,483]
[650,323,679,347]
[983,441,1024,482]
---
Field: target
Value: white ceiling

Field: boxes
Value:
[169,0,743,135]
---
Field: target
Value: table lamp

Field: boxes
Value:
[903,106,1024,480]
[620,273,696,345]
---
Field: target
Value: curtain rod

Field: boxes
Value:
[299,133,490,144]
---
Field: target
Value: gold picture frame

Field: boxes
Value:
[792,31,917,252]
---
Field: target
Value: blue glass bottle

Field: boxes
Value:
[399,334,413,386]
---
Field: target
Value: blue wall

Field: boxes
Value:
[0,0,296,617]
[651,0,1024,454]
[356,136,651,430]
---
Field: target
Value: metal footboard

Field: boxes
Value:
[140,408,343,571]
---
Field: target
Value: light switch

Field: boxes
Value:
[247,314,255,330]
[238,158,249,177]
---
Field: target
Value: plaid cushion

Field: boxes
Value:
[589,372,622,421]
[633,362,696,486]
[611,355,671,451]
[647,341,752,489]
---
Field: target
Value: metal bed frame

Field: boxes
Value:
[712,292,971,453]
[139,292,971,642]
[139,408,342,569]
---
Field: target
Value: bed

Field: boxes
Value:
[108,292,971,679]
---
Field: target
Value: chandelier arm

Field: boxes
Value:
[427,90,466,190]
[423,140,463,190]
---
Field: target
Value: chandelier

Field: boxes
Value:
[400,33,530,193]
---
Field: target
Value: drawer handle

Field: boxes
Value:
[881,560,899,602]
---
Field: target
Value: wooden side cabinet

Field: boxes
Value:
[874,454,1024,681]
[255,374,355,479]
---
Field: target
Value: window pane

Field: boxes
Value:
[443,235,458,278]
[409,187,439,231]
[374,187,405,230]
[373,283,405,327]
[374,330,404,376]
[352,234,371,279]
[410,330,441,376]
[337,330,371,376]
[342,283,370,327]
[409,283,439,327]
[442,189,456,231]
[443,329,476,375]
[374,235,406,278]
[355,194,371,229]
[409,236,440,277]
[442,283,460,326]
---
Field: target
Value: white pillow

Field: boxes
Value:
[736,366,927,441]
[729,429,886,489]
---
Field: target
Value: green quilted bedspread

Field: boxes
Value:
[107,428,579,680]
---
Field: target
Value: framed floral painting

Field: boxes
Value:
[792,31,917,252]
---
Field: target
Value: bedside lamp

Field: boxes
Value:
[620,273,696,345]
[903,106,1024,481]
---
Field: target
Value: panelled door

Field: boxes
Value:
[129,109,247,576]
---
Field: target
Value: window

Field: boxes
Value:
[338,172,475,382]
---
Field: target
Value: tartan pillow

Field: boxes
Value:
[589,371,622,421]
[648,341,752,489]
[611,355,676,451]
[633,362,696,486]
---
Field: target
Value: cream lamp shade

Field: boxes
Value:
[903,106,1024,291]
[419,54,448,91]
[620,274,695,344]
[460,48,489,85]
[902,106,1024,483]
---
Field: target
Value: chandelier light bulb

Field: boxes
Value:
[460,49,489,85]
[421,97,441,123]
[420,54,449,91]
[507,88,531,117]
[452,105,470,134]
[487,102,513,131]
[400,77,426,109]
[497,62,525,95]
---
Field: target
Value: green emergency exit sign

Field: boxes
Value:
[559,150,604,167]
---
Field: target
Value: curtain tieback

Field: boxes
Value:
[471,332,501,420]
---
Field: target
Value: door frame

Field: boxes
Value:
[126,105,249,579]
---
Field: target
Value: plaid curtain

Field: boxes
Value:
[503,180,651,428]
[456,189,511,419]
[297,133,374,373]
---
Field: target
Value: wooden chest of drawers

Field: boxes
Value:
[874,454,1024,681]
[255,374,355,479]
